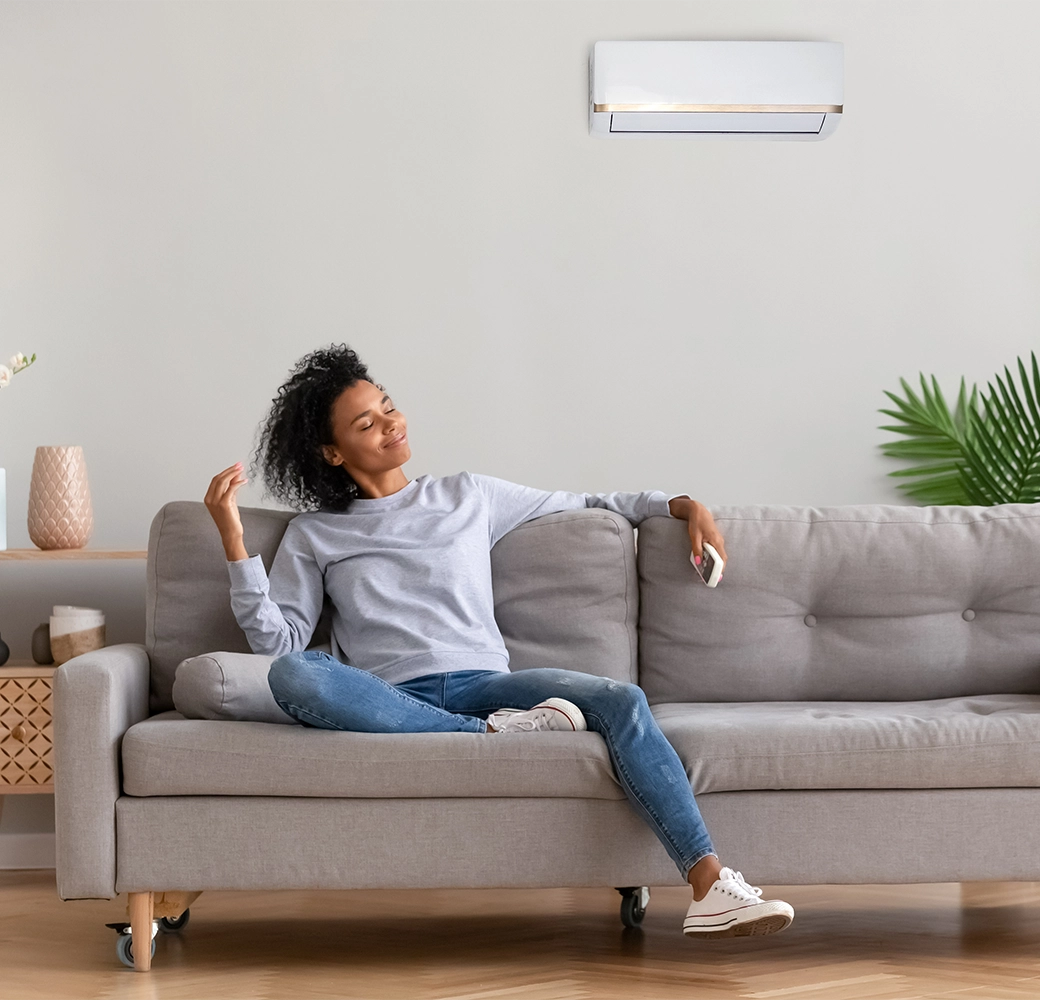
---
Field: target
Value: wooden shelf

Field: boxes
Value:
[0,661,56,675]
[0,549,146,561]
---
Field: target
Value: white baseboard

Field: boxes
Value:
[0,833,56,869]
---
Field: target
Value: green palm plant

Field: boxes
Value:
[878,351,1040,505]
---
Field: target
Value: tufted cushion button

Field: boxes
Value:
[962,609,976,621]
[804,614,817,627]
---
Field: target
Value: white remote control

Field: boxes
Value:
[691,541,724,587]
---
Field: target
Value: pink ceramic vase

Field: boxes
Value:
[27,445,94,550]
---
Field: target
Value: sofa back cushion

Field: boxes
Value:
[637,503,1040,703]
[147,501,638,713]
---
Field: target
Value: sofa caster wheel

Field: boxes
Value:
[617,886,650,927]
[115,929,156,968]
[159,908,190,933]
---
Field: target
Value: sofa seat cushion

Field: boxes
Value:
[121,711,625,800]
[652,694,1040,794]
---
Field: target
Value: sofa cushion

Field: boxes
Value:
[637,503,1040,703]
[652,694,1040,793]
[147,501,639,714]
[121,711,626,800]
[172,651,299,725]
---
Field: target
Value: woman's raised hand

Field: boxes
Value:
[205,463,250,560]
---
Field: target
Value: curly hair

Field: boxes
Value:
[250,343,383,512]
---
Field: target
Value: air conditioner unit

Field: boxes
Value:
[590,41,843,141]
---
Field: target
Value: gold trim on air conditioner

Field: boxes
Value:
[593,103,843,113]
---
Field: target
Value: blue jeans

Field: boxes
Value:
[268,651,717,879]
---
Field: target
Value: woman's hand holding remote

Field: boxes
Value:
[205,462,250,561]
[688,501,728,567]
[673,499,728,584]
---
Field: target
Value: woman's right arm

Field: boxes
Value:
[204,463,323,656]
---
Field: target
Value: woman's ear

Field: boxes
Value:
[321,445,340,466]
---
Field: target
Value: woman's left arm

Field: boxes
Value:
[667,496,729,566]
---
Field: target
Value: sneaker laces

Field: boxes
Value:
[489,705,559,732]
[503,707,558,731]
[717,867,764,902]
[507,716,542,731]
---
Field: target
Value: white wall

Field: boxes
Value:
[1,0,1037,852]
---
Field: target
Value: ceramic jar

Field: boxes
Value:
[49,606,105,665]
[27,445,94,550]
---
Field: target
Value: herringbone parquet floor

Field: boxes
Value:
[1,871,1038,999]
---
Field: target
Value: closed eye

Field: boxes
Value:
[361,407,395,430]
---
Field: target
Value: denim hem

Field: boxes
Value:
[275,699,347,730]
[682,849,719,882]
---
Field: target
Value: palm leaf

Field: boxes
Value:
[880,352,1040,506]
[962,414,1016,502]
[877,373,976,503]
[1016,354,1040,427]
[961,358,1040,504]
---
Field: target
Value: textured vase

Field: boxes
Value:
[27,445,94,550]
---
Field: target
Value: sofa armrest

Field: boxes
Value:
[53,642,151,900]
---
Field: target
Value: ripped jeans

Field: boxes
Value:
[268,651,716,879]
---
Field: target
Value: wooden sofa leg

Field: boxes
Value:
[128,891,154,972]
[153,890,202,920]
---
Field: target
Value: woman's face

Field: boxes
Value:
[321,379,410,479]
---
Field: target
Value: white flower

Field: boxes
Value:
[9,353,26,369]
[0,365,11,388]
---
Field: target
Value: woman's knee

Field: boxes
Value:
[594,679,650,722]
[616,680,650,711]
[268,650,331,704]
[567,674,647,711]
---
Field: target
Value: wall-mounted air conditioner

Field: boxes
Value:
[590,41,843,141]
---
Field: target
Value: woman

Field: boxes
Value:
[204,343,794,939]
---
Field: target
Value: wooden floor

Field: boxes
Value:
[2,871,1039,999]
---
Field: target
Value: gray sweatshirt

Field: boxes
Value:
[226,470,688,686]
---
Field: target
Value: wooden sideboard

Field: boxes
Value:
[0,662,57,797]
[0,548,147,821]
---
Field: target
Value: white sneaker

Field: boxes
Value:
[486,698,587,733]
[683,866,794,938]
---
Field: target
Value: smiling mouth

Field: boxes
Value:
[386,434,407,448]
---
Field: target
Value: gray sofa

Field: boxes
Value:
[54,499,1040,970]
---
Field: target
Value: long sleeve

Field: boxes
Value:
[470,472,691,548]
[225,520,325,657]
